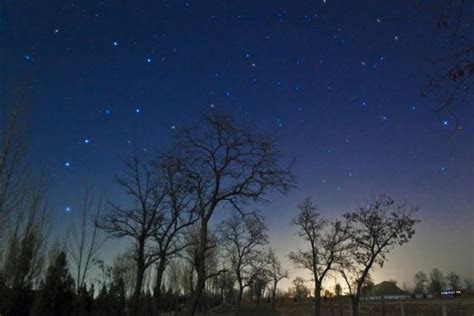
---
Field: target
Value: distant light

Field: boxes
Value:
[210,103,215,108]
[225,91,231,97]
[362,101,367,107]
[382,115,388,121]
[245,53,251,58]
[113,41,118,47]
[146,58,152,63]
[171,125,176,130]
[54,28,59,34]
[394,35,399,40]
[65,206,72,212]
[105,109,111,115]
[84,138,90,144]
[440,167,447,172]
[24,55,31,60]
[135,108,141,113]
[443,120,448,126]
[64,161,71,167]
[411,106,416,110]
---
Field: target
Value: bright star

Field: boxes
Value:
[84,138,90,144]
[65,206,72,213]
[113,41,118,47]
[146,58,152,63]
[443,120,448,126]
[135,108,141,113]
[65,161,71,167]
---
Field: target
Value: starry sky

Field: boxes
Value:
[2,0,473,289]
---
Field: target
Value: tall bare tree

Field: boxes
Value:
[150,155,198,315]
[167,111,295,315]
[267,248,288,312]
[99,147,165,315]
[337,194,418,316]
[67,189,105,291]
[289,197,348,316]
[0,97,28,237]
[218,211,268,314]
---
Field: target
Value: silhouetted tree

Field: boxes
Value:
[150,155,198,315]
[414,271,429,294]
[292,277,308,302]
[68,189,105,291]
[464,278,474,291]
[218,211,268,314]
[429,268,445,294]
[33,251,75,316]
[419,0,474,126]
[99,146,165,315]
[0,88,28,235]
[337,194,418,316]
[446,272,461,290]
[267,248,288,311]
[166,111,295,315]
[289,197,348,316]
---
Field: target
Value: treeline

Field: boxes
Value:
[1,102,422,316]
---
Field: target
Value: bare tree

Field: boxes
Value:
[167,111,295,315]
[291,276,309,301]
[0,97,28,237]
[150,155,198,315]
[464,278,474,291]
[267,248,288,311]
[67,189,105,291]
[98,147,165,315]
[429,268,445,294]
[446,272,461,290]
[337,194,418,316]
[414,271,429,294]
[418,0,474,127]
[289,197,348,316]
[218,211,268,314]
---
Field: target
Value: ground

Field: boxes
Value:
[192,297,474,316]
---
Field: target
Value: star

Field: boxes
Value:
[24,55,32,60]
[65,206,72,213]
[64,161,71,167]
[146,58,152,63]
[54,28,59,34]
[411,106,416,111]
[443,120,448,126]
[382,115,388,121]
[83,138,90,144]
[135,108,141,113]
[113,41,119,47]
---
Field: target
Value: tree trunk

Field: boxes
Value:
[351,295,360,316]
[132,243,145,316]
[236,282,244,315]
[314,283,322,316]
[186,221,208,316]
[271,285,277,311]
[153,259,167,316]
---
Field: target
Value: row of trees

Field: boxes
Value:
[414,269,474,294]
[288,196,418,316]
[0,102,428,316]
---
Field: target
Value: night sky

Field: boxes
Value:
[2,0,473,288]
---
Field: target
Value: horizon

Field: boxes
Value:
[1,1,473,315]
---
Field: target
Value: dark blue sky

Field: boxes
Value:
[2,0,473,287]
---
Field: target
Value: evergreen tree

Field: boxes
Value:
[33,251,75,316]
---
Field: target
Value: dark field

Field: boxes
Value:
[183,298,474,316]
